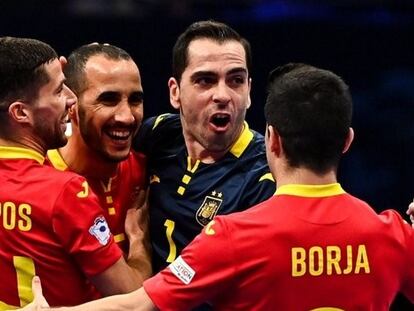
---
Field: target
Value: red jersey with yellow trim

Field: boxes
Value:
[46,150,146,253]
[144,183,414,310]
[0,146,122,310]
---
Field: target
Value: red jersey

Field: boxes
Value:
[144,183,414,310]
[46,150,146,252]
[0,146,122,310]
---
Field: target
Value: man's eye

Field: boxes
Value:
[196,77,215,85]
[230,76,245,85]
[98,93,120,106]
[129,93,144,106]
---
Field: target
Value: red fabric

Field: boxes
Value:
[0,155,122,307]
[144,186,414,310]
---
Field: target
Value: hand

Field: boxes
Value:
[125,189,149,243]
[124,189,152,280]
[406,199,414,228]
[9,276,49,311]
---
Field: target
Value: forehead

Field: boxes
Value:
[83,54,141,87]
[185,38,247,74]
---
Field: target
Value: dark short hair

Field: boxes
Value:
[265,63,353,174]
[0,36,57,110]
[172,20,252,82]
[64,43,132,96]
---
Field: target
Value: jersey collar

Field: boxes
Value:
[229,121,254,158]
[0,146,45,164]
[275,183,345,197]
[46,149,68,170]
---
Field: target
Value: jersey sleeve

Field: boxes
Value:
[143,216,236,310]
[51,175,123,277]
[382,210,414,302]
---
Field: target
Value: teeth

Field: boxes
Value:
[214,114,228,119]
[108,130,131,139]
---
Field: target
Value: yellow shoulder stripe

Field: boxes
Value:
[259,173,274,182]
[152,113,171,130]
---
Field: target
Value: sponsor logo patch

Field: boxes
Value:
[89,216,111,245]
[169,256,196,285]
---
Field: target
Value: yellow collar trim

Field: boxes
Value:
[229,121,254,158]
[0,146,45,164]
[275,183,345,197]
[46,149,68,171]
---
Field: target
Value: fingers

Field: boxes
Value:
[136,188,149,210]
[406,200,414,228]
[406,201,414,215]
[32,276,49,308]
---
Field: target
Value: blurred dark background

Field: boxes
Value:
[1,0,414,308]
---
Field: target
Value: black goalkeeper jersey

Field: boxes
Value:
[134,114,275,272]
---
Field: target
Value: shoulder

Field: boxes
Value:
[134,114,184,155]
[142,113,181,132]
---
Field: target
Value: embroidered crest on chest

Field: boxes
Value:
[196,191,223,226]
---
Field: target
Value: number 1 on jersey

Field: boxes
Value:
[0,256,35,310]
[164,219,177,263]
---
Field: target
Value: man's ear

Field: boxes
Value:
[342,127,354,154]
[8,101,32,124]
[246,77,252,109]
[168,77,181,110]
[267,125,282,156]
[68,102,79,126]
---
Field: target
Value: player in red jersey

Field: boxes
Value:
[45,44,150,263]
[0,37,146,310]
[14,62,414,310]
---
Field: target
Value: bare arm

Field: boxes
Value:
[90,190,152,294]
[12,277,157,311]
[90,256,141,296]
[124,190,153,284]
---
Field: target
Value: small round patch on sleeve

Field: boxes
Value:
[89,216,111,245]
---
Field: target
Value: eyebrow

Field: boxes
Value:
[190,71,216,82]
[96,90,144,101]
[190,67,248,81]
[227,67,248,76]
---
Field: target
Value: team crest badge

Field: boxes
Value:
[196,191,223,226]
[89,216,111,245]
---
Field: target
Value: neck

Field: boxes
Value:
[59,134,118,181]
[0,132,47,156]
[182,123,244,165]
[274,164,338,188]
[184,140,229,164]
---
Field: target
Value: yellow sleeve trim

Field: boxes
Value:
[46,149,68,171]
[276,183,345,198]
